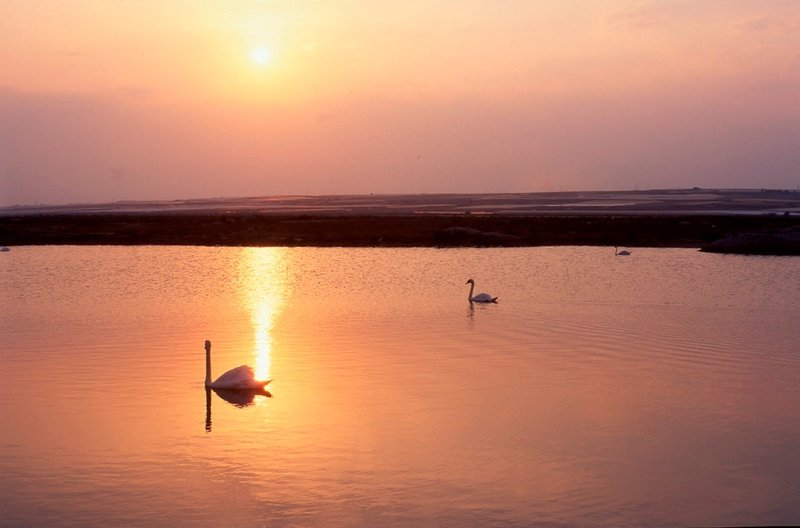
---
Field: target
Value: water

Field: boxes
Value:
[1,246,799,527]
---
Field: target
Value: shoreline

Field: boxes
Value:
[3,211,800,254]
[3,190,800,254]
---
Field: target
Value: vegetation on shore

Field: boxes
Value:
[2,212,800,254]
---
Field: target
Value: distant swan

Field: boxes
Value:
[466,279,498,303]
[204,340,271,390]
[0,246,9,252]
[614,246,631,256]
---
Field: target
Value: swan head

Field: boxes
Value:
[466,279,474,285]
[205,340,211,352]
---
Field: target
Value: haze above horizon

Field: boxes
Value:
[1,1,799,206]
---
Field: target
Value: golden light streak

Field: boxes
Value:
[242,247,289,381]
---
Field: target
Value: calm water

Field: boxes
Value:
[2,246,799,527]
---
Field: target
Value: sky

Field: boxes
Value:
[1,0,799,206]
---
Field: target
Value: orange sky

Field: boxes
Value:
[1,1,798,205]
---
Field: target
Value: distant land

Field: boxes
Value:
[2,189,800,254]
[4,188,800,216]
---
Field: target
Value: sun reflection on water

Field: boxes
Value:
[242,248,289,382]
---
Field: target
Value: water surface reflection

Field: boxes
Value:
[241,247,290,383]
[199,248,287,431]
[2,246,800,527]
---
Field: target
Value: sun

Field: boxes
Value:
[250,47,273,66]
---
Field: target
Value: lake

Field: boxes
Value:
[1,246,799,527]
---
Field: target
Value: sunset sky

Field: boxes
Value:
[1,0,799,206]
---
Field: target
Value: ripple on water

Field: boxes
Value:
[2,246,800,527]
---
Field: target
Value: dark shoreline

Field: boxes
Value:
[3,211,800,254]
[4,190,800,254]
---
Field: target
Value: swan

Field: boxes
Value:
[204,340,271,390]
[466,279,498,303]
[614,246,631,256]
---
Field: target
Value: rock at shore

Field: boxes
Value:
[701,226,800,255]
[434,226,521,246]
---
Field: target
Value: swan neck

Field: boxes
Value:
[204,340,212,386]
[468,281,475,300]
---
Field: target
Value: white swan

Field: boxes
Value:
[614,246,631,256]
[466,279,498,303]
[204,340,271,390]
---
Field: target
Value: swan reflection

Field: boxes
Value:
[213,386,272,406]
[205,386,272,432]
